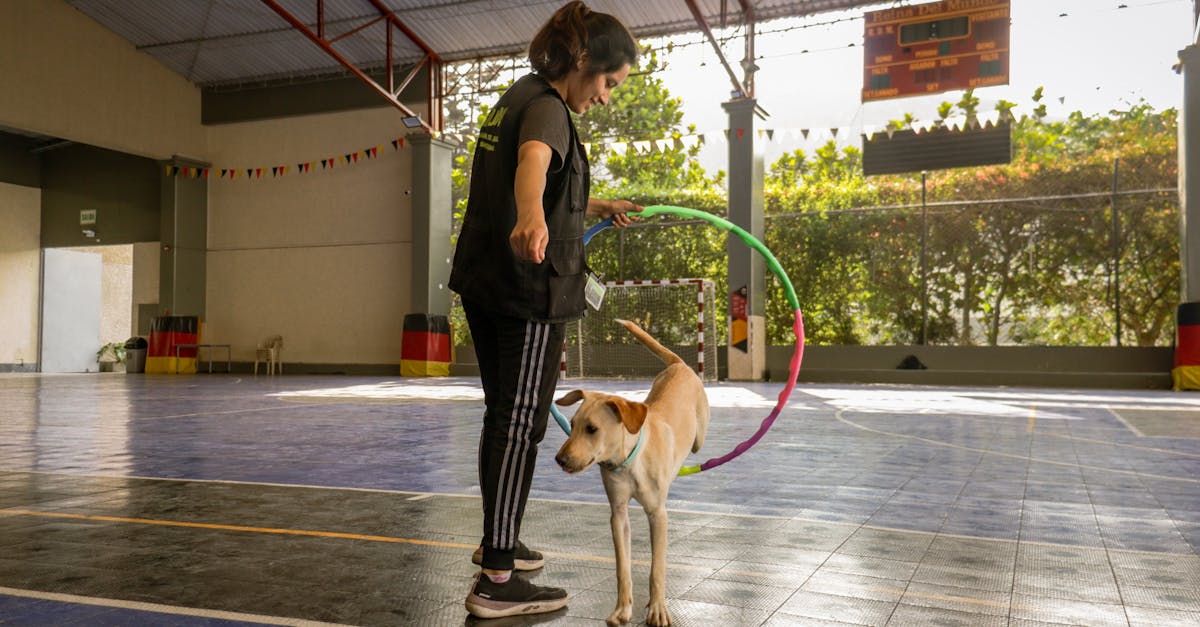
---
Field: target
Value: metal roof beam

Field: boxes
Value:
[258,0,441,131]
[683,0,749,99]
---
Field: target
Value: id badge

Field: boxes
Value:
[584,273,606,311]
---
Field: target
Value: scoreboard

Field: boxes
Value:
[862,0,1010,102]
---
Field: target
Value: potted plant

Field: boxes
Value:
[97,342,126,373]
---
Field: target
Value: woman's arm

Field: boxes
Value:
[511,141,554,263]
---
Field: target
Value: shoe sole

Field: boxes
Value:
[465,593,568,618]
[471,550,544,571]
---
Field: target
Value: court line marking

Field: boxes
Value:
[0,508,634,567]
[0,585,349,626]
[834,410,1200,484]
[1107,406,1148,437]
[3,470,1196,559]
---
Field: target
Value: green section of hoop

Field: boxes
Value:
[634,205,800,311]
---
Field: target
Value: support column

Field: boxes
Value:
[723,98,766,381]
[408,133,454,316]
[1181,45,1200,302]
[158,156,208,318]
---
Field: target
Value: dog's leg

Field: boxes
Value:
[644,503,671,626]
[607,500,634,626]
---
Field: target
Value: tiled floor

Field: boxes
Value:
[0,374,1198,626]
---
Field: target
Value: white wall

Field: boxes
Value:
[205,108,415,365]
[0,0,205,159]
[0,182,41,369]
[75,245,133,346]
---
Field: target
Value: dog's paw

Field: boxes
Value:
[606,604,633,626]
[645,600,671,626]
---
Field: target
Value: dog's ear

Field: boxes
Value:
[556,389,585,406]
[604,398,648,434]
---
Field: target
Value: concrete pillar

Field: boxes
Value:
[407,133,454,316]
[1181,45,1200,302]
[723,98,766,381]
[158,156,207,318]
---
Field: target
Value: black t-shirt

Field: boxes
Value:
[449,74,591,322]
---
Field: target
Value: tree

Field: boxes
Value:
[759,91,1177,347]
[576,50,724,196]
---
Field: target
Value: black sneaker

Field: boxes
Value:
[471,540,545,571]
[464,573,568,618]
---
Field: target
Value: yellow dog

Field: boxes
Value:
[554,319,710,626]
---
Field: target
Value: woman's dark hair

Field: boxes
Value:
[529,1,638,80]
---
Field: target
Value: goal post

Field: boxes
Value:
[562,279,718,381]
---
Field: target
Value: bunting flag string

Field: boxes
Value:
[164,105,1052,180]
[164,137,407,180]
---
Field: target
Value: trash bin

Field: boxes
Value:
[124,336,148,374]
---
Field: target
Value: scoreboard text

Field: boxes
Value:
[862,0,1010,102]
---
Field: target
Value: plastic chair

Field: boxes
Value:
[254,335,283,376]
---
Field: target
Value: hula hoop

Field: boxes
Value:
[550,205,806,476]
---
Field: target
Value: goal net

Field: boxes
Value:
[563,279,718,381]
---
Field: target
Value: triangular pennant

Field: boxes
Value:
[766,129,775,141]
[736,128,745,141]
[391,140,398,150]
[830,128,839,138]
[801,128,810,140]
[203,168,210,180]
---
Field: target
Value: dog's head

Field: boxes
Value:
[553,389,647,473]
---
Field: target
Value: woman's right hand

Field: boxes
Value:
[510,214,549,263]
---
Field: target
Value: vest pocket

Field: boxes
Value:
[546,237,586,319]
[569,156,587,213]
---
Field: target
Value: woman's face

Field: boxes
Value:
[565,62,631,115]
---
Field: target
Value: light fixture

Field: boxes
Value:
[401,115,423,128]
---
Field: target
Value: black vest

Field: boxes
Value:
[449,74,590,322]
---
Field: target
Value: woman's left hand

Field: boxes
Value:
[601,199,641,228]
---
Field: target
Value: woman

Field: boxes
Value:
[448,0,640,619]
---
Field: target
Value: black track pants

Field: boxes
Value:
[463,299,565,571]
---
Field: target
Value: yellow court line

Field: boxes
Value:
[1027,404,1036,433]
[0,509,628,566]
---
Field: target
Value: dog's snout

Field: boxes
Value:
[554,450,569,469]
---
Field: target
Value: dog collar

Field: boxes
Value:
[610,428,645,471]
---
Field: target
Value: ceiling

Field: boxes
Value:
[63,0,890,89]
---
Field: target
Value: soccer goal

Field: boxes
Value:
[563,279,718,381]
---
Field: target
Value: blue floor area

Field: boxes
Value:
[1,374,1199,625]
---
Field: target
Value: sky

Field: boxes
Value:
[636,0,1192,174]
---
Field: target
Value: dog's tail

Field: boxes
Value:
[615,319,685,366]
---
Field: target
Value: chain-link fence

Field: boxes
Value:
[584,188,1178,347]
